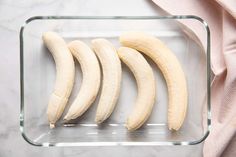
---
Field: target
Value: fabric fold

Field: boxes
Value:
[151,0,236,157]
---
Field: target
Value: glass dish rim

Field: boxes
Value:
[19,15,211,147]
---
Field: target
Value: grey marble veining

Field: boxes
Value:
[0,0,203,156]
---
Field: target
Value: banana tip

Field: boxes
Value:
[49,123,55,129]
[126,125,135,132]
[63,117,69,123]
[125,122,136,132]
[168,126,180,131]
[95,117,103,124]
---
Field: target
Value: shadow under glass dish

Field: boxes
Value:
[20,16,211,146]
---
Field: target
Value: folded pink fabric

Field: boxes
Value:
[216,0,236,19]
[151,0,236,157]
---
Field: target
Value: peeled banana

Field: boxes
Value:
[42,32,75,128]
[92,39,122,124]
[63,40,101,121]
[118,47,156,131]
[120,32,188,131]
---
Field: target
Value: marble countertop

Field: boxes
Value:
[0,0,202,156]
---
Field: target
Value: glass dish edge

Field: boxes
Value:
[19,15,211,147]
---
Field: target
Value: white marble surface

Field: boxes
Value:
[0,0,202,156]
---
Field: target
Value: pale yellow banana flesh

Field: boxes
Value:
[120,32,188,131]
[42,32,75,128]
[118,47,156,131]
[63,40,101,121]
[92,39,122,124]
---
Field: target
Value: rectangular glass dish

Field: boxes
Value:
[20,16,211,146]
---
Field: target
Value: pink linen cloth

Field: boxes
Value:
[151,0,236,157]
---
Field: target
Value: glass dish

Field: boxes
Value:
[20,16,211,146]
